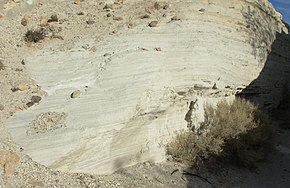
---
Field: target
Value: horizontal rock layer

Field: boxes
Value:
[5,0,289,174]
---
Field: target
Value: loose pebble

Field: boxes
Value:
[148,21,158,27]
[21,15,29,26]
[71,90,81,98]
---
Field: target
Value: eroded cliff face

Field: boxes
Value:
[238,0,290,109]
[4,0,290,174]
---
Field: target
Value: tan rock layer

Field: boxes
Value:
[0,151,20,175]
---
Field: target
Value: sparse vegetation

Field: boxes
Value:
[24,28,46,43]
[167,98,272,169]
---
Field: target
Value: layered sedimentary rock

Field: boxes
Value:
[5,0,290,174]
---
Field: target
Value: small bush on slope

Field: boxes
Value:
[167,98,272,169]
[24,28,46,43]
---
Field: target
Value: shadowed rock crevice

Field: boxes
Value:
[238,27,290,109]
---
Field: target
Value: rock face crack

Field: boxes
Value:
[184,99,198,131]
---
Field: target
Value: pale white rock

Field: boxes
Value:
[26,0,33,5]
[4,0,290,175]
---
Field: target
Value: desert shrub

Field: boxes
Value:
[24,28,46,43]
[167,98,272,169]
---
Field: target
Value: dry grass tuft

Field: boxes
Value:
[167,98,272,169]
[24,28,46,43]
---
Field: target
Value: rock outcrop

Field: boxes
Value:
[4,0,290,174]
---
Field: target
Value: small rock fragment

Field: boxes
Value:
[74,0,83,5]
[154,2,160,10]
[171,15,181,21]
[48,14,58,22]
[199,8,205,13]
[0,151,20,175]
[114,0,123,5]
[3,2,17,10]
[28,179,45,187]
[154,2,169,10]
[110,30,117,35]
[21,15,29,26]
[26,102,34,107]
[103,4,113,10]
[58,19,64,24]
[77,12,85,15]
[86,19,95,25]
[0,104,4,111]
[31,96,42,103]
[163,4,169,10]
[0,62,4,71]
[149,21,158,27]
[141,14,150,19]
[11,87,18,92]
[89,46,97,52]
[177,91,186,96]
[128,22,135,28]
[15,68,23,71]
[154,47,161,51]
[18,84,29,91]
[145,8,152,14]
[82,44,90,50]
[103,53,110,57]
[212,83,217,89]
[40,16,48,27]
[71,90,81,98]
[225,85,233,89]
[113,16,123,21]
[107,13,112,17]
[51,34,64,40]
[140,47,148,51]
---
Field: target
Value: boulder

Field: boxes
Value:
[4,0,290,175]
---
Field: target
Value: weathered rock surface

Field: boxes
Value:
[3,0,290,176]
